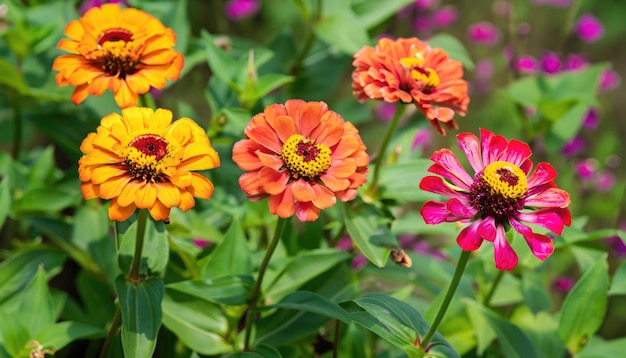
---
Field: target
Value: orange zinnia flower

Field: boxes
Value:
[352,37,470,135]
[52,4,184,108]
[232,100,370,222]
[78,107,220,221]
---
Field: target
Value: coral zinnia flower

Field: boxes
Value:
[232,100,369,222]
[352,37,469,135]
[52,4,183,108]
[419,129,571,270]
[78,107,220,221]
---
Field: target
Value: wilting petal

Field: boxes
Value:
[457,220,484,251]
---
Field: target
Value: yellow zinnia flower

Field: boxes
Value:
[53,4,184,108]
[78,107,220,221]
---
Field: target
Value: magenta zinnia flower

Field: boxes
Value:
[419,129,572,270]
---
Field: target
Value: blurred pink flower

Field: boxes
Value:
[518,22,531,36]
[225,0,260,20]
[561,136,586,157]
[79,0,126,14]
[432,6,459,28]
[467,21,501,46]
[493,1,512,16]
[415,0,437,10]
[473,59,495,92]
[563,54,589,71]
[515,55,539,74]
[532,0,572,7]
[376,103,397,122]
[411,127,434,152]
[541,52,561,74]
[553,277,575,293]
[575,14,604,43]
[336,236,368,270]
[413,16,433,33]
[193,238,212,249]
[595,171,616,191]
[599,69,621,92]
[581,108,599,130]
[574,159,598,179]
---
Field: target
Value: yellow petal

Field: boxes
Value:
[118,181,142,207]
[99,175,132,200]
[109,198,136,222]
[136,182,157,208]
[189,173,214,199]
[179,190,195,211]
[148,200,171,221]
[157,182,181,208]
[91,165,127,184]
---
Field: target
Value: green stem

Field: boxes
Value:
[290,0,322,76]
[368,104,406,193]
[333,319,340,358]
[421,250,471,348]
[10,90,23,160]
[140,92,156,109]
[128,209,149,283]
[243,217,288,351]
[99,305,121,358]
[483,270,504,307]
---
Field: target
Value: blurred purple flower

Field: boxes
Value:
[193,238,212,249]
[574,158,598,179]
[532,0,572,7]
[473,59,495,92]
[432,6,459,28]
[599,69,621,92]
[492,1,512,16]
[413,16,433,33]
[398,235,446,260]
[541,52,561,74]
[376,103,396,122]
[79,0,126,14]
[336,236,368,270]
[225,0,260,20]
[415,0,437,10]
[352,256,369,270]
[561,136,586,157]
[605,222,626,257]
[595,171,616,191]
[411,128,433,152]
[515,55,539,74]
[575,14,604,43]
[518,22,531,36]
[335,236,353,251]
[467,21,501,46]
[563,54,589,71]
[553,277,575,293]
[581,107,599,130]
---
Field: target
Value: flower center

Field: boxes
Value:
[121,134,170,183]
[469,161,527,219]
[95,29,139,79]
[281,134,331,180]
[400,55,440,93]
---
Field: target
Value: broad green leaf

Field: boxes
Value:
[510,306,566,358]
[506,76,542,108]
[241,73,294,107]
[521,270,552,314]
[144,219,169,275]
[75,271,116,327]
[25,146,57,189]
[548,64,606,104]
[428,33,475,70]
[575,336,626,358]
[465,299,541,358]
[0,169,11,230]
[608,261,626,296]
[465,299,496,355]
[265,248,350,303]
[353,0,415,30]
[229,344,282,358]
[219,107,253,138]
[115,276,164,358]
[343,201,392,268]
[35,321,105,353]
[17,266,56,336]
[202,220,252,279]
[166,275,254,306]
[12,187,80,212]
[71,205,110,248]
[265,291,350,323]
[559,254,609,354]
[0,57,28,94]
[314,0,369,54]
[378,160,433,202]
[162,290,231,355]
[0,246,66,304]
[201,30,241,88]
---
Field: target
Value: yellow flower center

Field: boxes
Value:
[93,28,140,78]
[400,56,440,91]
[481,161,528,199]
[281,134,331,180]
[121,134,170,183]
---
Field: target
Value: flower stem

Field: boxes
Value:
[421,250,471,348]
[243,217,288,351]
[368,104,406,193]
[99,305,121,358]
[483,270,504,307]
[140,93,156,109]
[128,209,149,283]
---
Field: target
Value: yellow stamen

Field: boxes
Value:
[482,161,528,199]
[400,56,440,90]
[281,134,331,180]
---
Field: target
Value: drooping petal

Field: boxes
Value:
[446,198,477,218]
[493,224,518,271]
[310,183,336,209]
[419,176,468,200]
[517,208,566,235]
[148,200,171,221]
[420,200,463,224]
[109,198,137,221]
[291,180,315,202]
[477,216,497,242]
[156,182,182,208]
[295,201,321,222]
[509,219,554,260]
[259,167,290,195]
[457,220,484,251]
[268,184,295,218]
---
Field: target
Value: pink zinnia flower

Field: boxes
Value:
[225,0,260,20]
[515,55,539,74]
[467,21,501,46]
[575,14,604,43]
[581,108,599,130]
[419,129,572,270]
[432,6,459,28]
[541,52,561,74]
[563,54,588,71]
[599,69,621,92]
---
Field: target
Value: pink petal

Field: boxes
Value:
[493,224,518,271]
[480,128,507,164]
[509,219,554,260]
[527,162,558,188]
[420,200,461,224]
[446,198,477,218]
[501,139,532,167]
[517,208,566,235]
[525,187,571,208]
[428,148,473,188]
[519,159,533,175]
[456,132,483,173]
[295,201,321,222]
[457,220,484,251]
[477,216,497,242]
[419,176,468,200]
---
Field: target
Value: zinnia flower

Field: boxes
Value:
[53,4,184,108]
[78,107,220,221]
[232,100,369,222]
[419,129,571,270]
[352,37,469,135]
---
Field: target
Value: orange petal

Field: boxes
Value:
[91,165,127,184]
[272,115,297,143]
[81,182,100,199]
[71,84,90,106]
[327,159,357,178]
[291,180,314,202]
[263,103,288,123]
[99,175,132,199]
[257,151,283,170]
[309,111,344,147]
[238,171,263,196]
[232,140,264,171]
[148,200,171,221]
[331,135,359,159]
[189,173,215,199]
[109,198,136,222]
[117,181,142,207]
[311,183,336,209]
[247,119,282,154]
[113,81,139,108]
[294,201,321,222]
[268,184,295,218]
[296,101,326,137]
[259,167,289,195]
[320,173,350,191]
[179,190,195,211]
[136,182,158,208]
[156,182,181,208]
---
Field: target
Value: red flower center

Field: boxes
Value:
[130,134,169,161]
[98,28,133,46]
[296,141,320,162]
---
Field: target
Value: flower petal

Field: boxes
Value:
[457,220,484,251]
[517,208,567,235]
[311,183,336,209]
[268,184,295,218]
[500,139,532,167]
[259,167,289,195]
[294,201,321,222]
[419,176,468,201]
[420,200,463,224]
[456,132,483,173]
[477,216,497,242]
[136,182,157,208]
[148,200,171,221]
[527,162,558,188]
[509,219,554,260]
[109,198,136,221]
[428,148,473,188]
[296,101,326,137]
[189,173,215,199]
[446,198,477,218]
[291,180,315,202]
[525,187,571,208]
[493,224,518,271]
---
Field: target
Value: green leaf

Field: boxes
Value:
[353,0,415,30]
[427,33,475,70]
[465,299,541,358]
[161,290,231,355]
[241,73,294,107]
[608,261,626,296]
[343,202,392,268]
[378,160,433,202]
[265,291,350,323]
[13,187,80,213]
[35,321,105,352]
[0,57,28,94]
[521,271,552,314]
[0,246,66,304]
[0,169,11,230]
[144,219,169,275]
[265,248,350,303]
[229,344,283,358]
[314,0,369,54]
[202,220,252,279]
[166,275,254,306]
[575,336,626,358]
[559,254,609,354]
[115,276,164,358]
[25,146,57,189]
[17,266,57,336]
[201,30,241,89]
